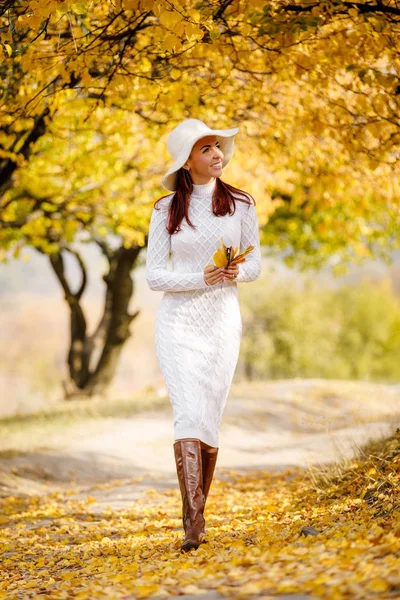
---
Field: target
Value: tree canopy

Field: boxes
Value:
[1,0,400,270]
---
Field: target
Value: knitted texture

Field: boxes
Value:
[146,177,262,447]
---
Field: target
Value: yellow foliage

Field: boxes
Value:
[185,22,204,41]
[140,0,154,9]
[159,9,181,29]
[187,9,201,23]
[173,21,185,37]
[170,68,180,80]
[122,0,139,9]
[1,0,400,266]
[162,34,182,52]
[206,237,255,269]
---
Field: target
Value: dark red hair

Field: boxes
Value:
[154,169,255,235]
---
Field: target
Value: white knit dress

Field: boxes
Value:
[146,178,262,447]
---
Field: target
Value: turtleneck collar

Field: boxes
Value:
[191,177,217,198]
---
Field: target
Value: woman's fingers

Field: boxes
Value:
[221,264,239,280]
[204,266,224,286]
[204,264,240,285]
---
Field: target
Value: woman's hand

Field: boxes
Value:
[204,263,242,286]
[222,263,240,281]
[204,265,225,286]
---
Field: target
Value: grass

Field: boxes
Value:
[307,426,400,518]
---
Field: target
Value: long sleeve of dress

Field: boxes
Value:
[235,200,262,283]
[146,201,210,292]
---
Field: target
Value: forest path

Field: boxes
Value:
[1,379,398,509]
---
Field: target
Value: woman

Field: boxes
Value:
[146,118,262,551]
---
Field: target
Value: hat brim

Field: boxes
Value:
[161,127,239,192]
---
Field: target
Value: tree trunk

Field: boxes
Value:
[49,243,141,400]
[244,359,253,381]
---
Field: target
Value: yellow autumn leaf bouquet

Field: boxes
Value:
[205,237,255,269]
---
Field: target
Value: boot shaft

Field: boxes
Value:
[201,446,218,506]
[173,439,205,549]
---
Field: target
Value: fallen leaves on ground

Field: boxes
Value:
[0,430,399,599]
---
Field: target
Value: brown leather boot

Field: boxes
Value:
[200,442,218,536]
[173,439,205,552]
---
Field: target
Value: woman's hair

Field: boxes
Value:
[154,168,255,235]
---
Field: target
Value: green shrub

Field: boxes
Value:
[238,276,400,382]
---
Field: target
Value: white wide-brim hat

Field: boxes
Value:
[162,118,239,191]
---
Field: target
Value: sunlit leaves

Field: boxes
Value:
[159,9,181,29]
[1,0,400,269]
[0,430,399,598]
[0,101,167,255]
[206,238,254,269]
[163,34,182,53]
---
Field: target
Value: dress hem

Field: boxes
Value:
[174,425,219,449]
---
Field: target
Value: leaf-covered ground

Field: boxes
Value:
[1,430,399,599]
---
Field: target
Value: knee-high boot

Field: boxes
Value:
[200,442,218,535]
[173,439,205,552]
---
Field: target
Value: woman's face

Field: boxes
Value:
[183,135,224,184]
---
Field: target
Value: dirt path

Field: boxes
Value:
[1,380,399,600]
[1,379,398,509]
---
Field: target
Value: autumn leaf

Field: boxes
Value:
[205,237,255,269]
